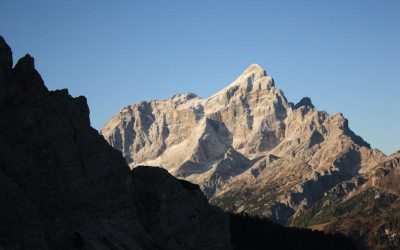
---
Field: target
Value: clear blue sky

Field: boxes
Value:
[1,0,399,154]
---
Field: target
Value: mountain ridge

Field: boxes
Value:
[102,64,386,224]
[102,63,399,249]
[0,35,359,250]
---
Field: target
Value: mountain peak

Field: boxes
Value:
[242,63,267,77]
[12,53,47,92]
[294,97,314,109]
[221,63,272,92]
[0,35,12,78]
[102,59,387,230]
[14,54,35,70]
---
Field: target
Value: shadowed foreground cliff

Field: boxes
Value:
[0,35,229,250]
[0,35,356,250]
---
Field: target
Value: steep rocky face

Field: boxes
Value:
[0,36,231,250]
[102,63,386,224]
[292,152,400,249]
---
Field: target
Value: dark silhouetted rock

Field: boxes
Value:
[132,166,231,250]
[0,35,231,250]
[294,97,314,109]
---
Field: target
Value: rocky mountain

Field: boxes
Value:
[0,35,359,250]
[101,62,400,249]
[292,151,400,249]
[0,35,231,250]
[101,63,387,225]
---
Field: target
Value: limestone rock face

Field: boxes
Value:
[102,63,387,224]
[0,36,231,250]
[293,152,400,249]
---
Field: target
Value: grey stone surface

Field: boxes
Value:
[102,63,388,224]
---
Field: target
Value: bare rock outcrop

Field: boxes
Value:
[293,152,400,249]
[102,63,387,224]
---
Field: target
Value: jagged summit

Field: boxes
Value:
[102,61,385,226]
[207,64,275,105]
[170,92,200,102]
[242,63,268,77]
[294,97,314,109]
[225,63,272,89]
[0,36,12,78]
[12,53,48,92]
[16,53,35,67]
